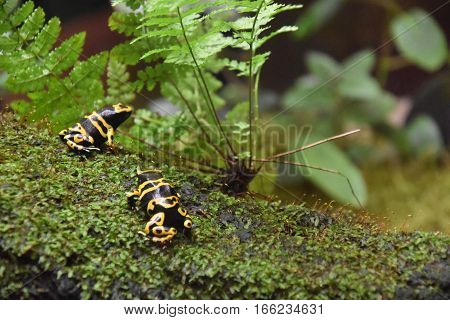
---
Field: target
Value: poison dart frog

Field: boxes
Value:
[127,168,193,244]
[59,103,133,153]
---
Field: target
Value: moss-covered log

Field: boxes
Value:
[0,115,448,299]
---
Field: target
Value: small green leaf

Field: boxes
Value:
[18,7,45,42]
[46,32,85,75]
[225,101,248,123]
[9,0,33,27]
[29,17,61,56]
[406,115,443,157]
[338,74,381,100]
[390,8,448,71]
[255,25,298,49]
[305,51,340,81]
[282,76,335,111]
[342,49,375,76]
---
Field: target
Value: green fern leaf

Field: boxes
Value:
[109,11,141,37]
[28,17,61,56]
[9,0,33,27]
[18,7,45,42]
[102,56,135,105]
[1,1,110,129]
[254,25,298,49]
[46,32,85,75]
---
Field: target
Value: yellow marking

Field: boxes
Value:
[86,115,107,138]
[138,178,166,193]
[92,112,112,129]
[151,226,177,236]
[184,219,192,229]
[77,123,87,136]
[126,190,139,198]
[138,180,152,192]
[139,181,170,200]
[93,111,114,145]
[113,103,133,113]
[144,212,165,234]
[65,140,79,151]
[74,135,84,143]
[147,196,179,212]
[178,207,187,217]
[151,234,174,243]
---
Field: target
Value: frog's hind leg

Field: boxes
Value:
[149,226,177,244]
[62,133,100,153]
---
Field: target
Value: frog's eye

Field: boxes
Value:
[184,219,192,229]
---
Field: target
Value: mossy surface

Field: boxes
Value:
[0,115,449,299]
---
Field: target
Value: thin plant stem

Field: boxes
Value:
[253,158,363,208]
[177,7,236,157]
[166,76,229,162]
[248,0,265,169]
[266,129,361,160]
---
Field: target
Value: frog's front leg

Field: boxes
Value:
[60,132,100,153]
[126,189,140,208]
[106,127,115,148]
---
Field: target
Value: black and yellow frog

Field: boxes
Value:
[127,168,193,244]
[59,103,133,153]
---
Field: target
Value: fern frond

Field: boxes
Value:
[102,56,135,105]
[0,1,110,130]
[28,17,61,56]
[109,10,142,37]
[110,0,302,166]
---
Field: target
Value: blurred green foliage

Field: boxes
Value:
[280,0,449,204]
[295,0,449,72]
[390,8,448,72]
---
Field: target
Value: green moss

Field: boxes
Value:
[0,115,448,299]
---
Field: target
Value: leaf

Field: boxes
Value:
[18,7,45,42]
[103,55,135,105]
[341,49,375,76]
[305,51,340,81]
[338,74,381,100]
[0,1,108,127]
[295,0,343,39]
[406,115,443,157]
[108,11,141,37]
[9,0,33,27]
[165,33,235,66]
[295,135,367,207]
[390,8,448,71]
[225,101,249,123]
[46,32,85,75]
[28,17,61,56]
[69,52,108,86]
[282,76,335,111]
[254,25,298,50]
